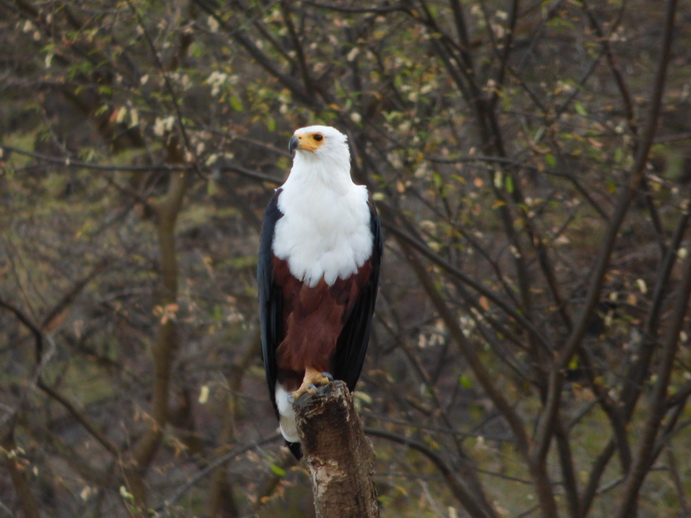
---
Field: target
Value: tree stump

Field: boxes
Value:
[293,380,379,518]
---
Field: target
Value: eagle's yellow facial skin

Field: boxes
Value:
[296,132,325,152]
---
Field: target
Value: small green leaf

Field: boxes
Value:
[354,391,372,404]
[574,101,587,116]
[119,486,134,501]
[270,464,286,477]
[229,94,243,111]
[95,104,110,116]
[198,385,210,404]
[266,116,276,132]
[493,171,503,189]
[505,174,514,194]
[432,171,443,190]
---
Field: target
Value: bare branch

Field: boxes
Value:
[365,428,497,518]
[618,187,690,518]
[154,434,281,513]
[538,0,680,479]
[0,143,281,183]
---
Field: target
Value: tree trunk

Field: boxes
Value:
[293,381,379,518]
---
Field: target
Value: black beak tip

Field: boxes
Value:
[289,135,299,154]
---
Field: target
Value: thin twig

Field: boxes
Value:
[154,434,280,513]
[0,143,281,183]
[125,0,205,179]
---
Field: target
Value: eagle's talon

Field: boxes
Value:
[292,367,331,399]
[292,384,318,399]
[321,371,334,381]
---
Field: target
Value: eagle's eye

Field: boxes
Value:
[314,134,323,142]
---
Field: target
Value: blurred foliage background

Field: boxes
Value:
[1,1,690,517]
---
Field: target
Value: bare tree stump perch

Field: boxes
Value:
[293,380,379,518]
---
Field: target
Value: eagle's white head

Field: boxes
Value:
[288,125,350,167]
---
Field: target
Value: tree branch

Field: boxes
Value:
[365,428,497,518]
[293,381,379,518]
[154,433,281,513]
[617,168,690,518]
[537,0,679,481]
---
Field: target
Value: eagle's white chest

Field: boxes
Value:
[272,179,372,287]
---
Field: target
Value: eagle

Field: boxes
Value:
[257,125,382,459]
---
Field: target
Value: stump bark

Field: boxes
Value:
[293,380,379,518]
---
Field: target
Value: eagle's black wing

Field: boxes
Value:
[332,197,382,391]
[257,188,283,416]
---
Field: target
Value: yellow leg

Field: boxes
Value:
[292,367,331,398]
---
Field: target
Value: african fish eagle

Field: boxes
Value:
[257,125,382,459]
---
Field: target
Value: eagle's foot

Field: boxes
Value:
[292,367,331,399]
